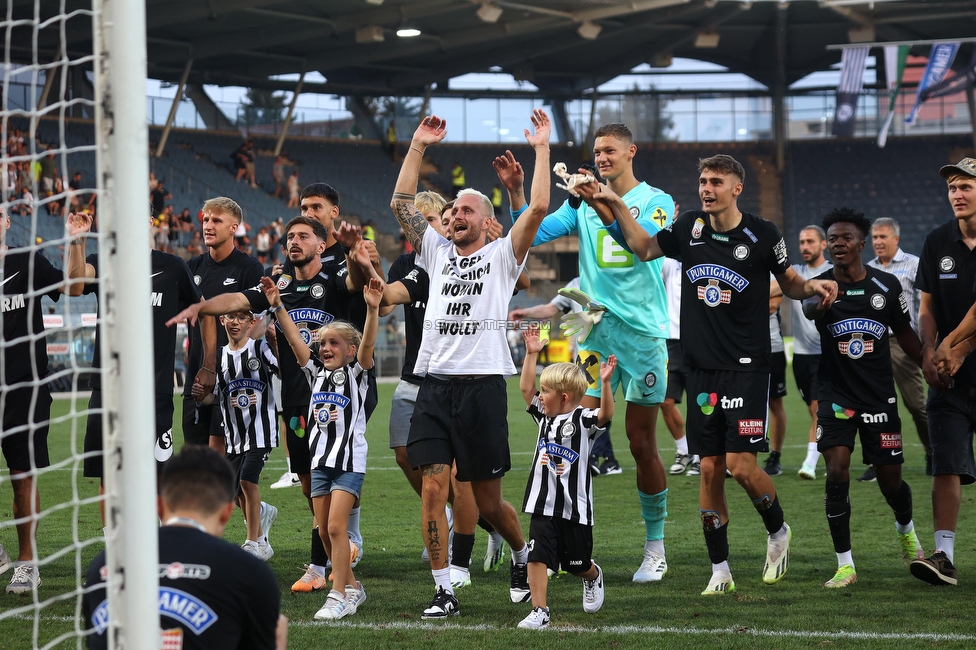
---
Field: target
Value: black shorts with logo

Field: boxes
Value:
[407,374,510,482]
[816,401,904,466]
[1,384,52,472]
[527,514,594,575]
[85,391,175,478]
[685,368,770,457]
[792,354,821,405]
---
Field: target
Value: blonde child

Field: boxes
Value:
[516,325,616,630]
[260,276,382,620]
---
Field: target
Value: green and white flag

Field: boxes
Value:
[877,45,909,148]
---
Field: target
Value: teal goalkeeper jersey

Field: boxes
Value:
[522,181,675,338]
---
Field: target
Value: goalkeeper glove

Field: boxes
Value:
[557,287,606,344]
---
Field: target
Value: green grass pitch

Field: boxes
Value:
[3,370,976,649]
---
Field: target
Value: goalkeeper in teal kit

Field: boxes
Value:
[498,122,675,582]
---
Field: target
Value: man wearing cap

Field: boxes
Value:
[909,157,976,586]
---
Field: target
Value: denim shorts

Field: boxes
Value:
[310,466,365,498]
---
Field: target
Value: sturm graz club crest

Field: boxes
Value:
[247,357,261,371]
[870,294,885,310]
[331,368,347,387]
[559,421,576,438]
[940,256,955,272]
[644,372,656,388]
[310,283,325,299]
[733,244,749,260]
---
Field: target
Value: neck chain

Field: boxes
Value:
[164,516,207,533]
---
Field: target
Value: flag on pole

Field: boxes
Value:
[920,48,976,102]
[906,42,960,126]
[833,47,869,137]
[877,45,909,148]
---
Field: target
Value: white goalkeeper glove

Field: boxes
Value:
[558,288,606,344]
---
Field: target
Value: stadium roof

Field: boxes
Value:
[13,0,976,97]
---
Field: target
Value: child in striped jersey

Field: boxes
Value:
[516,326,616,630]
[193,310,280,562]
[260,276,382,621]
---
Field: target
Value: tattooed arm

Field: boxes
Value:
[390,115,448,254]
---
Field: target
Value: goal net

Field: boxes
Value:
[1,1,157,648]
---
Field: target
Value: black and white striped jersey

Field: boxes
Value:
[301,358,369,473]
[522,395,605,525]
[214,339,280,454]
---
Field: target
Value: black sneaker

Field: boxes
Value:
[599,458,622,475]
[510,561,531,603]
[856,466,877,483]
[422,586,460,619]
[763,452,782,477]
[910,551,958,586]
[588,455,601,477]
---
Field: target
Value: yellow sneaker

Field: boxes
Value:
[292,565,327,593]
[824,564,857,588]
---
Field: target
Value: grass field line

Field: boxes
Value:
[12,614,976,642]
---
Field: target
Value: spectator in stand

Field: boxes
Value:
[151,181,170,218]
[7,128,26,156]
[17,161,31,195]
[287,170,300,209]
[233,139,257,188]
[154,213,170,252]
[179,208,194,247]
[38,150,57,199]
[273,155,287,198]
[186,229,204,257]
[491,184,503,216]
[255,226,272,264]
[451,162,465,194]
[386,120,398,160]
[149,170,159,194]
[11,185,33,216]
[166,206,180,250]
[362,220,376,242]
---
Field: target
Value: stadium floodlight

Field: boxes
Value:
[366,0,385,5]
[397,26,422,37]
[577,21,602,40]
[477,2,503,23]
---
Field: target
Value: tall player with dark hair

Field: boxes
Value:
[589,154,837,595]
[803,207,925,588]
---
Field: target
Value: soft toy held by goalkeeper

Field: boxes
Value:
[553,162,596,197]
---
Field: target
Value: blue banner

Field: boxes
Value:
[906,42,959,125]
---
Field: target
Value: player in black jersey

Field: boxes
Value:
[67,211,206,523]
[0,206,80,595]
[84,445,285,649]
[579,154,837,595]
[803,207,925,588]
[183,198,265,448]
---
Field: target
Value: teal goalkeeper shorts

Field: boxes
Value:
[575,312,668,406]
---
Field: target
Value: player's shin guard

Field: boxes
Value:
[451,533,475,569]
[701,510,729,564]
[824,480,852,553]
[311,527,330,566]
[883,480,913,527]
[752,493,785,535]
[639,489,668,541]
[477,516,495,533]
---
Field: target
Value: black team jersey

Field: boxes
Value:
[656,211,790,373]
[84,526,280,650]
[917,218,976,386]
[243,267,349,408]
[279,241,369,328]
[386,252,429,384]
[814,266,909,411]
[84,251,201,394]
[1,250,62,384]
[183,249,264,400]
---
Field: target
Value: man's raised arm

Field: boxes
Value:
[575,181,664,262]
[509,109,551,263]
[390,116,447,253]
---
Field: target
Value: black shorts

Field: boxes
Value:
[686,368,769,457]
[816,401,904,466]
[769,351,787,400]
[85,391,175,478]
[182,395,214,446]
[527,514,594,575]
[927,385,976,484]
[283,403,312,475]
[792,354,821,405]
[665,339,687,403]
[227,447,272,485]
[407,375,510,482]
[1,384,52,472]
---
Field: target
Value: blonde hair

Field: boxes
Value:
[540,362,588,403]
[201,197,243,225]
[317,320,362,350]
[415,190,447,217]
[455,188,493,219]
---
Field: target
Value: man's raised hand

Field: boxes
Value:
[493,150,524,192]
[413,115,448,147]
[524,109,551,148]
[66,212,93,237]
[333,220,361,249]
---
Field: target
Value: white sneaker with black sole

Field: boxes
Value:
[670,453,693,475]
[517,606,550,630]
[510,561,531,603]
[422,586,459,619]
[582,563,604,613]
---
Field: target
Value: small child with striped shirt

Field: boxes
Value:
[516,326,615,630]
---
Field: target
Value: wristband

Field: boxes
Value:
[202,367,215,374]
[70,240,85,246]
[410,146,425,156]
[268,305,282,314]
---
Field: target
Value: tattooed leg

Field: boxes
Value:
[421,463,452,569]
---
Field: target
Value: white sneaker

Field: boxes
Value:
[314,590,354,620]
[241,540,264,559]
[670,453,693,475]
[256,541,274,561]
[344,581,367,614]
[450,565,471,589]
[0,544,11,576]
[701,570,735,596]
[6,563,41,595]
[422,586,459,619]
[269,471,300,489]
[582,563,604,613]
[798,463,816,480]
[687,461,701,476]
[483,531,505,572]
[517,606,550,630]
[633,548,667,582]
[260,502,278,542]
[763,523,791,584]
